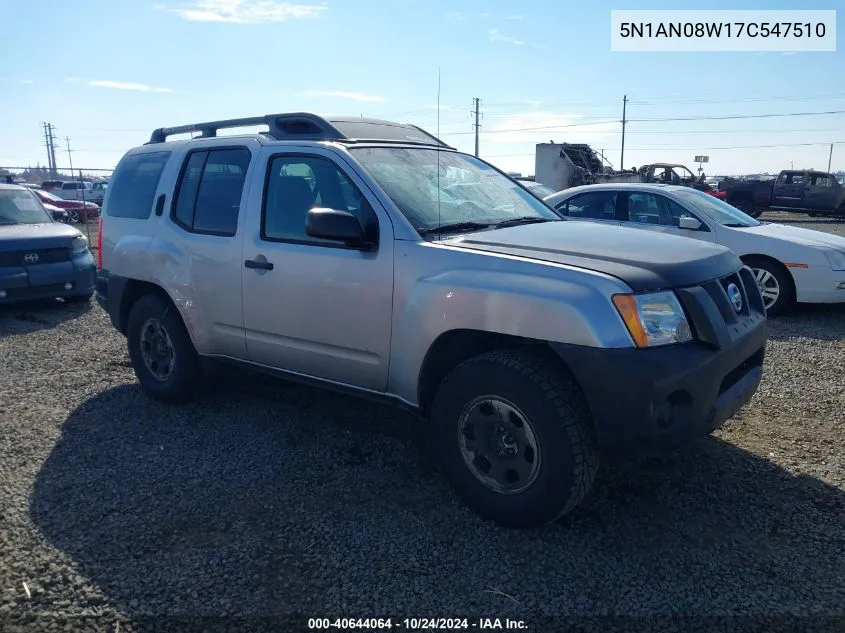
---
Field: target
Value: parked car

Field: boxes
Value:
[42,202,71,223]
[719,169,845,219]
[31,188,100,223]
[56,180,95,202]
[545,183,845,316]
[88,181,108,205]
[96,112,767,528]
[517,179,556,198]
[0,184,96,303]
[40,180,65,193]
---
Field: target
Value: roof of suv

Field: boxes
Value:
[145,112,454,150]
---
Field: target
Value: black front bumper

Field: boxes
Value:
[551,267,768,451]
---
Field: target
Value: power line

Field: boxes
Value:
[485,140,845,158]
[628,109,845,123]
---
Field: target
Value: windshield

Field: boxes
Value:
[524,182,555,198]
[0,189,53,224]
[674,188,761,227]
[349,147,560,233]
[36,189,61,202]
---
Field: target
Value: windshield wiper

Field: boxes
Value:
[418,221,493,236]
[492,216,556,229]
[723,223,751,227]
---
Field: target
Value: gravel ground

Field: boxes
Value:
[1,213,844,633]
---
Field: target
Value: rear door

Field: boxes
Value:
[804,173,838,211]
[772,171,806,209]
[550,190,620,225]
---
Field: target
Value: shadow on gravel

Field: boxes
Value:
[30,377,845,619]
[0,297,91,339]
[767,303,845,342]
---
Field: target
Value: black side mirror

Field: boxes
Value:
[305,207,371,248]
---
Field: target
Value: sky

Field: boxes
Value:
[1,0,843,178]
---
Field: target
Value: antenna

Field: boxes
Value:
[436,66,441,239]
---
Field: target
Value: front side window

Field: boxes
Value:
[172,148,251,236]
[625,192,694,227]
[561,191,617,220]
[0,189,52,225]
[349,147,558,234]
[107,151,171,219]
[262,155,375,244]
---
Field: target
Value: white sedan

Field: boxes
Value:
[545,183,845,315]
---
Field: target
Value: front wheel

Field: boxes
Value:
[429,349,599,528]
[126,293,203,403]
[744,256,794,317]
[66,209,80,224]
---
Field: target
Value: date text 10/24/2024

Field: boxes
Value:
[308,618,528,630]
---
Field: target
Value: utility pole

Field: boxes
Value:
[65,136,75,178]
[620,95,628,170]
[42,123,54,172]
[48,124,58,175]
[471,97,482,157]
[828,143,834,172]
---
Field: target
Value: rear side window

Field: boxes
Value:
[172,148,251,236]
[559,191,618,220]
[107,151,171,219]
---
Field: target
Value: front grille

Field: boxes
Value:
[0,248,69,267]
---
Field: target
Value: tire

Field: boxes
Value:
[126,293,202,403]
[730,197,761,218]
[66,291,93,303]
[743,256,794,317]
[429,348,599,528]
[67,209,80,224]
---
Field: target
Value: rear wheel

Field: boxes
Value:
[127,294,203,402]
[429,349,599,528]
[743,256,794,317]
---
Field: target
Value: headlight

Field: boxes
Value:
[612,291,693,348]
[71,235,89,253]
[821,248,845,271]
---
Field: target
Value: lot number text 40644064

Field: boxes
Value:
[307,617,528,630]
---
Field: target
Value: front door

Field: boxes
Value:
[772,171,806,209]
[240,147,394,392]
[618,191,718,243]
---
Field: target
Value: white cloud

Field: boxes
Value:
[296,90,385,102]
[488,28,523,45]
[504,14,523,20]
[445,11,466,21]
[484,111,619,145]
[161,0,327,23]
[19,79,34,84]
[89,80,173,93]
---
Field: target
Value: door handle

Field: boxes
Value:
[245,258,274,271]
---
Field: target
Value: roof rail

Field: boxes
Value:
[147,112,453,148]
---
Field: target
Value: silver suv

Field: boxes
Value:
[96,112,767,527]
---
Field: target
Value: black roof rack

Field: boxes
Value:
[147,112,453,148]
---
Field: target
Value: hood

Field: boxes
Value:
[740,222,845,251]
[443,221,741,291]
[0,222,82,251]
